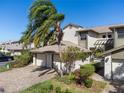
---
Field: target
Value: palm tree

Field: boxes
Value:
[21,0,64,47]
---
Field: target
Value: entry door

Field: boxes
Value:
[46,53,53,68]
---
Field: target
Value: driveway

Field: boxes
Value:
[0,65,56,93]
[91,73,124,93]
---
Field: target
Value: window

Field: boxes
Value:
[118,31,124,38]
[108,35,112,38]
[102,35,106,38]
[80,33,86,40]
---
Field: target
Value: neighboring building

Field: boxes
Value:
[0,40,35,56]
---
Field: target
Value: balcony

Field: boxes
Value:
[94,38,114,51]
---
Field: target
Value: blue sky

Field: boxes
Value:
[0,0,124,42]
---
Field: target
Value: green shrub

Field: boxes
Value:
[68,73,75,81]
[0,66,10,72]
[56,75,74,85]
[56,87,62,93]
[80,64,95,78]
[64,89,72,93]
[5,52,11,56]
[49,84,53,90]
[12,50,32,68]
[73,64,95,85]
[84,78,93,88]
[5,62,13,69]
[92,62,103,72]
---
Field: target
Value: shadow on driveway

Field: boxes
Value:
[109,81,124,93]
[32,67,55,77]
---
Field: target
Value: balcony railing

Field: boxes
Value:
[94,38,114,51]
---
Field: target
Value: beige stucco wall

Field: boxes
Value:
[114,28,124,48]
[78,39,87,48]
[33,53,91,73]
[116,38,124,47]
[87,32,98,49]
[98,33,113,38]
[112,50,124,59]
[53,54,91,72]
[11,51,21,56]
[63,26,82,45]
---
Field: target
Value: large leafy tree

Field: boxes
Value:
[21,0,64,47]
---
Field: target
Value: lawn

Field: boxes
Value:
[0,66,10,72]
[20,78,106,93]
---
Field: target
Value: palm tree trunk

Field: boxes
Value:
[56,22,64,77]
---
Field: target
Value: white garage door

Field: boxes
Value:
[112,59,124,80]
[36,54,46,66]
[46,53,53,68]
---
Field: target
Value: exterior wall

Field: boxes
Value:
[63,26,83,45]
[78,39,87,48]
[104,54,112,79]
[87,32,98,49]
[33,52,91,73]
[78,32,87,48]
[114,28,124,48]
[53,54,91,72]
[73,57,91,71]
[53,54,66,73]
[33,54,36,65]
[98,33,113,39]
[11,51,21,56]
[112,50,124,59]
[115,38,124,47]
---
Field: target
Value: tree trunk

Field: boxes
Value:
[55,22,64,77]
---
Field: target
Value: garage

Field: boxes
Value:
[103,45,124,81]
[112,59,124,80]
[33,53,54,68]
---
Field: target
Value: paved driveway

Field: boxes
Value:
[0,65,56,93]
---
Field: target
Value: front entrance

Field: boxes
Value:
[46,53,53,68]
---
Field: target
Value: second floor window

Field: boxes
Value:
[80,33,86,40]
[108,35,112,38]
[118,31,124,38]
[102,35,106,38]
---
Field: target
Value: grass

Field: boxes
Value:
[0,66,10,73]
[20,78,106,93]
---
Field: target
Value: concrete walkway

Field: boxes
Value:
[91,73,124,93]
[0,65,56,93]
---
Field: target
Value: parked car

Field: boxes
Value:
[0,52,14,62]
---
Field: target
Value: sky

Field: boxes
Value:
[0,0,124,42]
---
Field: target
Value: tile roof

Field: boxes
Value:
[63,23,83,30]
[77,23,124,34]
[103,45,124,55]
[31,41,91,53]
